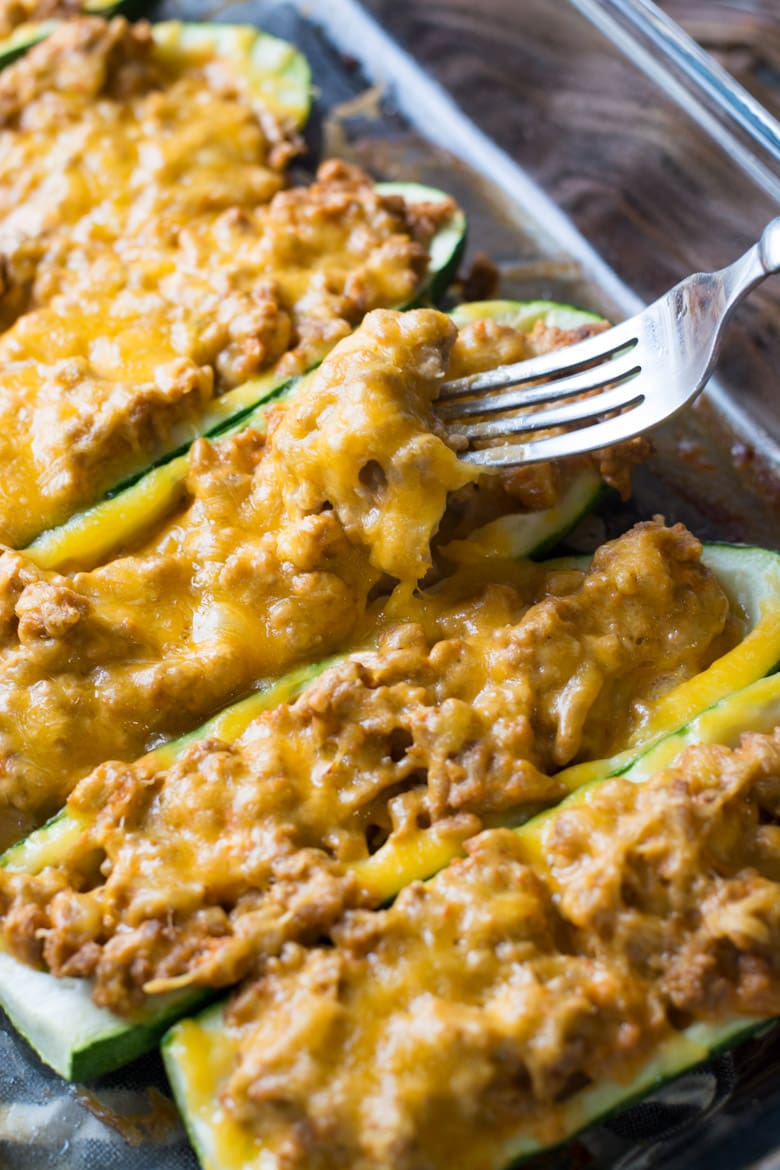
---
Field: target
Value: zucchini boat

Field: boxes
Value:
[0,540,778,1079]
[23,180,465,567]
[0,17,323,550]
[351,540,780,899]
[0,658,337,1081]
[163,668,780,1170]
[27,298,597,575]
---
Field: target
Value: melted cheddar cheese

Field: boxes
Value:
[0,308,472,839]
[0,14,773,1167]
[199,729,780,1170]
[0,516,735,1013]
[0,18,454,544]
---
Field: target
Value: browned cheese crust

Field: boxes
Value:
[0,518,735,1013]
[216,729,780,1170]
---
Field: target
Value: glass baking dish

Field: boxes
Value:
[0,1,778,1167]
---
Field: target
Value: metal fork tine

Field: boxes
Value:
[437,352,641,421]
[443,219,780,471]
[438,322,639,401]
[460,399,657,468]
[448,379,643,442]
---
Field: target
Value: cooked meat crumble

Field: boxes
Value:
[0,15,770,1168]
[213,728,780,1170]
[0,305,663,842]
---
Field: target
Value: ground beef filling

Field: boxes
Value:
[0,301,662,840]
[218,729,780,1170]
[0,16,457,543]
[0,518,735,1013]
[0,18,292,312]
[0,161,450,546]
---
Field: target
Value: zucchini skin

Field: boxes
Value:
[67,988,210,1082]
[0,948,210,1081]
[163,670,780,1170]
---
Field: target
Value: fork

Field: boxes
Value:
[437,218,780,467]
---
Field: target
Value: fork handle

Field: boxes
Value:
[720,218,780,312]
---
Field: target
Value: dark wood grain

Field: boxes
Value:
[664,0,780,115]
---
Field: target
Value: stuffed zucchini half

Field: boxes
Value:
[163,668,780,1170]
[351,539,780,900]
[23,180,465,568]
[27,299,597,575]
[0,659,335,1081]
[0,540,778,1080]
